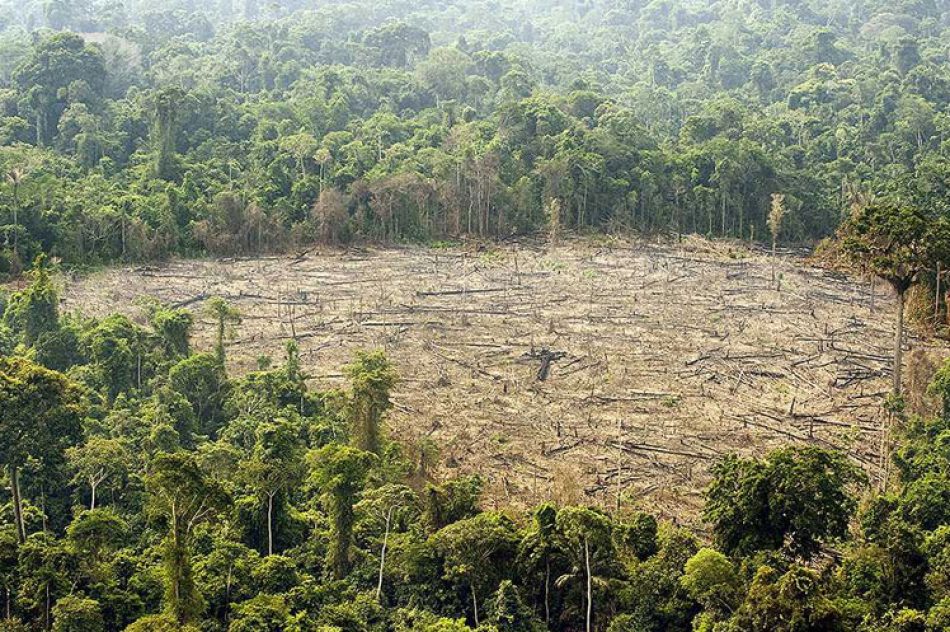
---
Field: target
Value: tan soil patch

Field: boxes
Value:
[63,237,942,523]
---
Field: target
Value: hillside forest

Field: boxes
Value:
[0,1,948,269]
[2,2,950,632]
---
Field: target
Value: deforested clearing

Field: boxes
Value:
[63,237,937,520]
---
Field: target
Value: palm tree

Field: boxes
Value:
[205,297,242,367]
[554,541,613,632]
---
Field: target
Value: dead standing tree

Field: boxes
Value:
[768,193,787,287]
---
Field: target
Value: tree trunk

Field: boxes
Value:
[584,537,592,632]
[12,187,18,260]
[90,481,97,511]
[216,318,225,365]
[721,193,727,236]
[894,289,906,396]
[267,493,274,557]
[936,264,942,326]
[544,558,551,625]
[225,567,233,622]
[376,507,393,601]
[471,582,479,627]
[9,466,25,544]
[771,240,777,286]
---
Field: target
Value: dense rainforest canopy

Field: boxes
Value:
[0,0,948,271]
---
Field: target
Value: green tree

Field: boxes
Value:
[278,132,319,179]
[555,507,614,632]
[193,532,259,623]
[517,504,562,626]
[354,483,419,601]
[17,534,73,631]
[12,33,104,146]
[66,438,129,511]
[51,595,104,632]
[724,565,842,632]
[432,512,520,626]
[239,419,305,556]
[362,21,431,69]
[0,526,19,622]
[145,453,228,625]
[82,315,142,400]
[423,475,482,532]
[309,444,376,580]
[148,306,193,359]
[489,580,544,632]
[168,353,228,437]
[3,255,59,347]
[205,297,241,368]
[680,548,741,618]
[151,87,184,181]
[123,614,200,632]
[839,198,950,394]
[0,357,84,543]
[345,350,397,456]
[64,508,127,579]
[704,447,865,558]
[227,594,292,632]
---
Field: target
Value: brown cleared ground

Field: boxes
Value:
[62,237,944,523]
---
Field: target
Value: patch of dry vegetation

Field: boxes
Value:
[63,237,949,522]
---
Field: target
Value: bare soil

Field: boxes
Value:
[63,237,946,523]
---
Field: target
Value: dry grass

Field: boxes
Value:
[62,236,949,523]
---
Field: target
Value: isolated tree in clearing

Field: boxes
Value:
[839,198,950,395]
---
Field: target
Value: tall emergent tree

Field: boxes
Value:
[432,512,520,627]
[354,483,419,601]
[555,507,615,632]
[66,437,130,510]
[205,297,241,368]
[310,444,375,580]
[151,86,185,181]
[517,504,561,626]
[345,350,397,455]
[12,32,105,147]
[839,198,950,394]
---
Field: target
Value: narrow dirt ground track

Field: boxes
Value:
[63,237,946,523]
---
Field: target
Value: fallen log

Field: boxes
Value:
[609,442,713,460]
[416,287,517,297]
[171,293,209,309]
